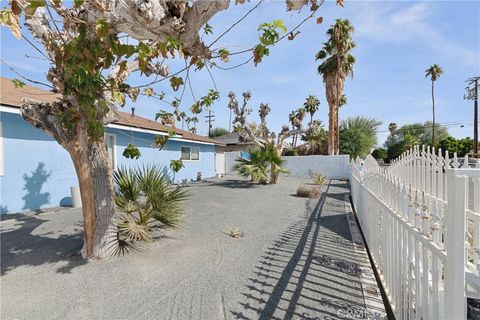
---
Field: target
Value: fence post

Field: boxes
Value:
[444,170,467,320]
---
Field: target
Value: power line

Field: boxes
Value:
[375,121,466,133]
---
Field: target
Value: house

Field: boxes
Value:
[0,77,225,214]
[214,132,257,153]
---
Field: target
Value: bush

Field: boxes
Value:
[436,137,473,157]
[284,149,299,156]
[309,170,326,185]
[371,148,387,161]
[235,144,288,184]
[113,165,188,252]
[296,184,321,198]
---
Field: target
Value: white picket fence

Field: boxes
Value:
[351,146,480,319]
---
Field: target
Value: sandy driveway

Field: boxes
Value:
[1,176,384,320]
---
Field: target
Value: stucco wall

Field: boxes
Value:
[0,111,216,214]
[225,151,241,173]
[281,155,351,179]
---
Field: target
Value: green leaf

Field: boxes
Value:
[74,0,84,8]
[273,20,287,33]
[123,144,141,159]
[170,159,184,173]
[25,0,45,16]
[144,87,155,97]
[218,48,230,62]
[203,23,213,35]
[12,78,25,88]
[112,91,126,107]
[95,19,109,37]
[170,76,184,91]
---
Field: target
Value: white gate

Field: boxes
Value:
[351,146,480,319]
[215,152,225,176]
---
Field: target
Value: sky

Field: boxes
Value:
[1,0,479,146]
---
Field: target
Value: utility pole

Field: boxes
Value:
[205,110,215,137]
[465,76,479,158]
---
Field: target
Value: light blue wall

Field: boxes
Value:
[0,111,216,214]
[111,128,216,183]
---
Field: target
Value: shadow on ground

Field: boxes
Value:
[1,216,86,275]
[201,179,258,189]
[230,181,367,320]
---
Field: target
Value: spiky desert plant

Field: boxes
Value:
[234,144,288,184]
[225,227,242,238]
[309,170,327,185]
[234,148,270,184]
[113,165,188,246]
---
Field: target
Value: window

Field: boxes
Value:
[0,122,3,176]
[180,146,200,161]
[106,133,116,168]
[191,147,200,160]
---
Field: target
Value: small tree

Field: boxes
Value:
[436,137,473,157]
[209,127,230,138]
[339,116,381,159]
[228,91,305,183]
[1,0,338,257]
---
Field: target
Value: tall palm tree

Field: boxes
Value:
[303,95,320,125]
[425,64,443,146]
[388,122,397,136]
[335,94,347,155]
[316,19,356,155]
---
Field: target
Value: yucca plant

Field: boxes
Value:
[234,144,288,184]
[113,165,188,248]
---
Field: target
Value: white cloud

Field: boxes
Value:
[351,2,478,67]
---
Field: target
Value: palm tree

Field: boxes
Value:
[301,120,327,154]
[303,95,320,125]
[339,116,381,159]
[316,19,356,155]
[234,144,288,184]
[425,64,443,146]
[388,122,397,136]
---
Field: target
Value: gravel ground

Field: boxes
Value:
[1,175,381,320]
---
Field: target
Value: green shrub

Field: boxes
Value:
[113,165,188,251]
[371,148,387,160]
[296,184,321,198]
[309,170,326,185]
[234,144,288,184]
[436,137,473,157]
[284,149,299,156]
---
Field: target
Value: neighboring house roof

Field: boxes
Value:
[0,77,224,146]
[214,132,266,145]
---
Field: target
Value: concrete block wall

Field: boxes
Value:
[281,155,351,179]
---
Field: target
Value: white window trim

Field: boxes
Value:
[106,133,117,169]
[0,122,3,176]
[180,146,200,161]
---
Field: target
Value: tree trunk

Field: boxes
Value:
[432,81,435,147]
[21,102,118,259]
[270,162,279,184]
[67,131,117,259]
[334,108,340,155]
[328,103,335,155]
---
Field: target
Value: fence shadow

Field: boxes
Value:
[1,216,86,275]
[230,181,368,319]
